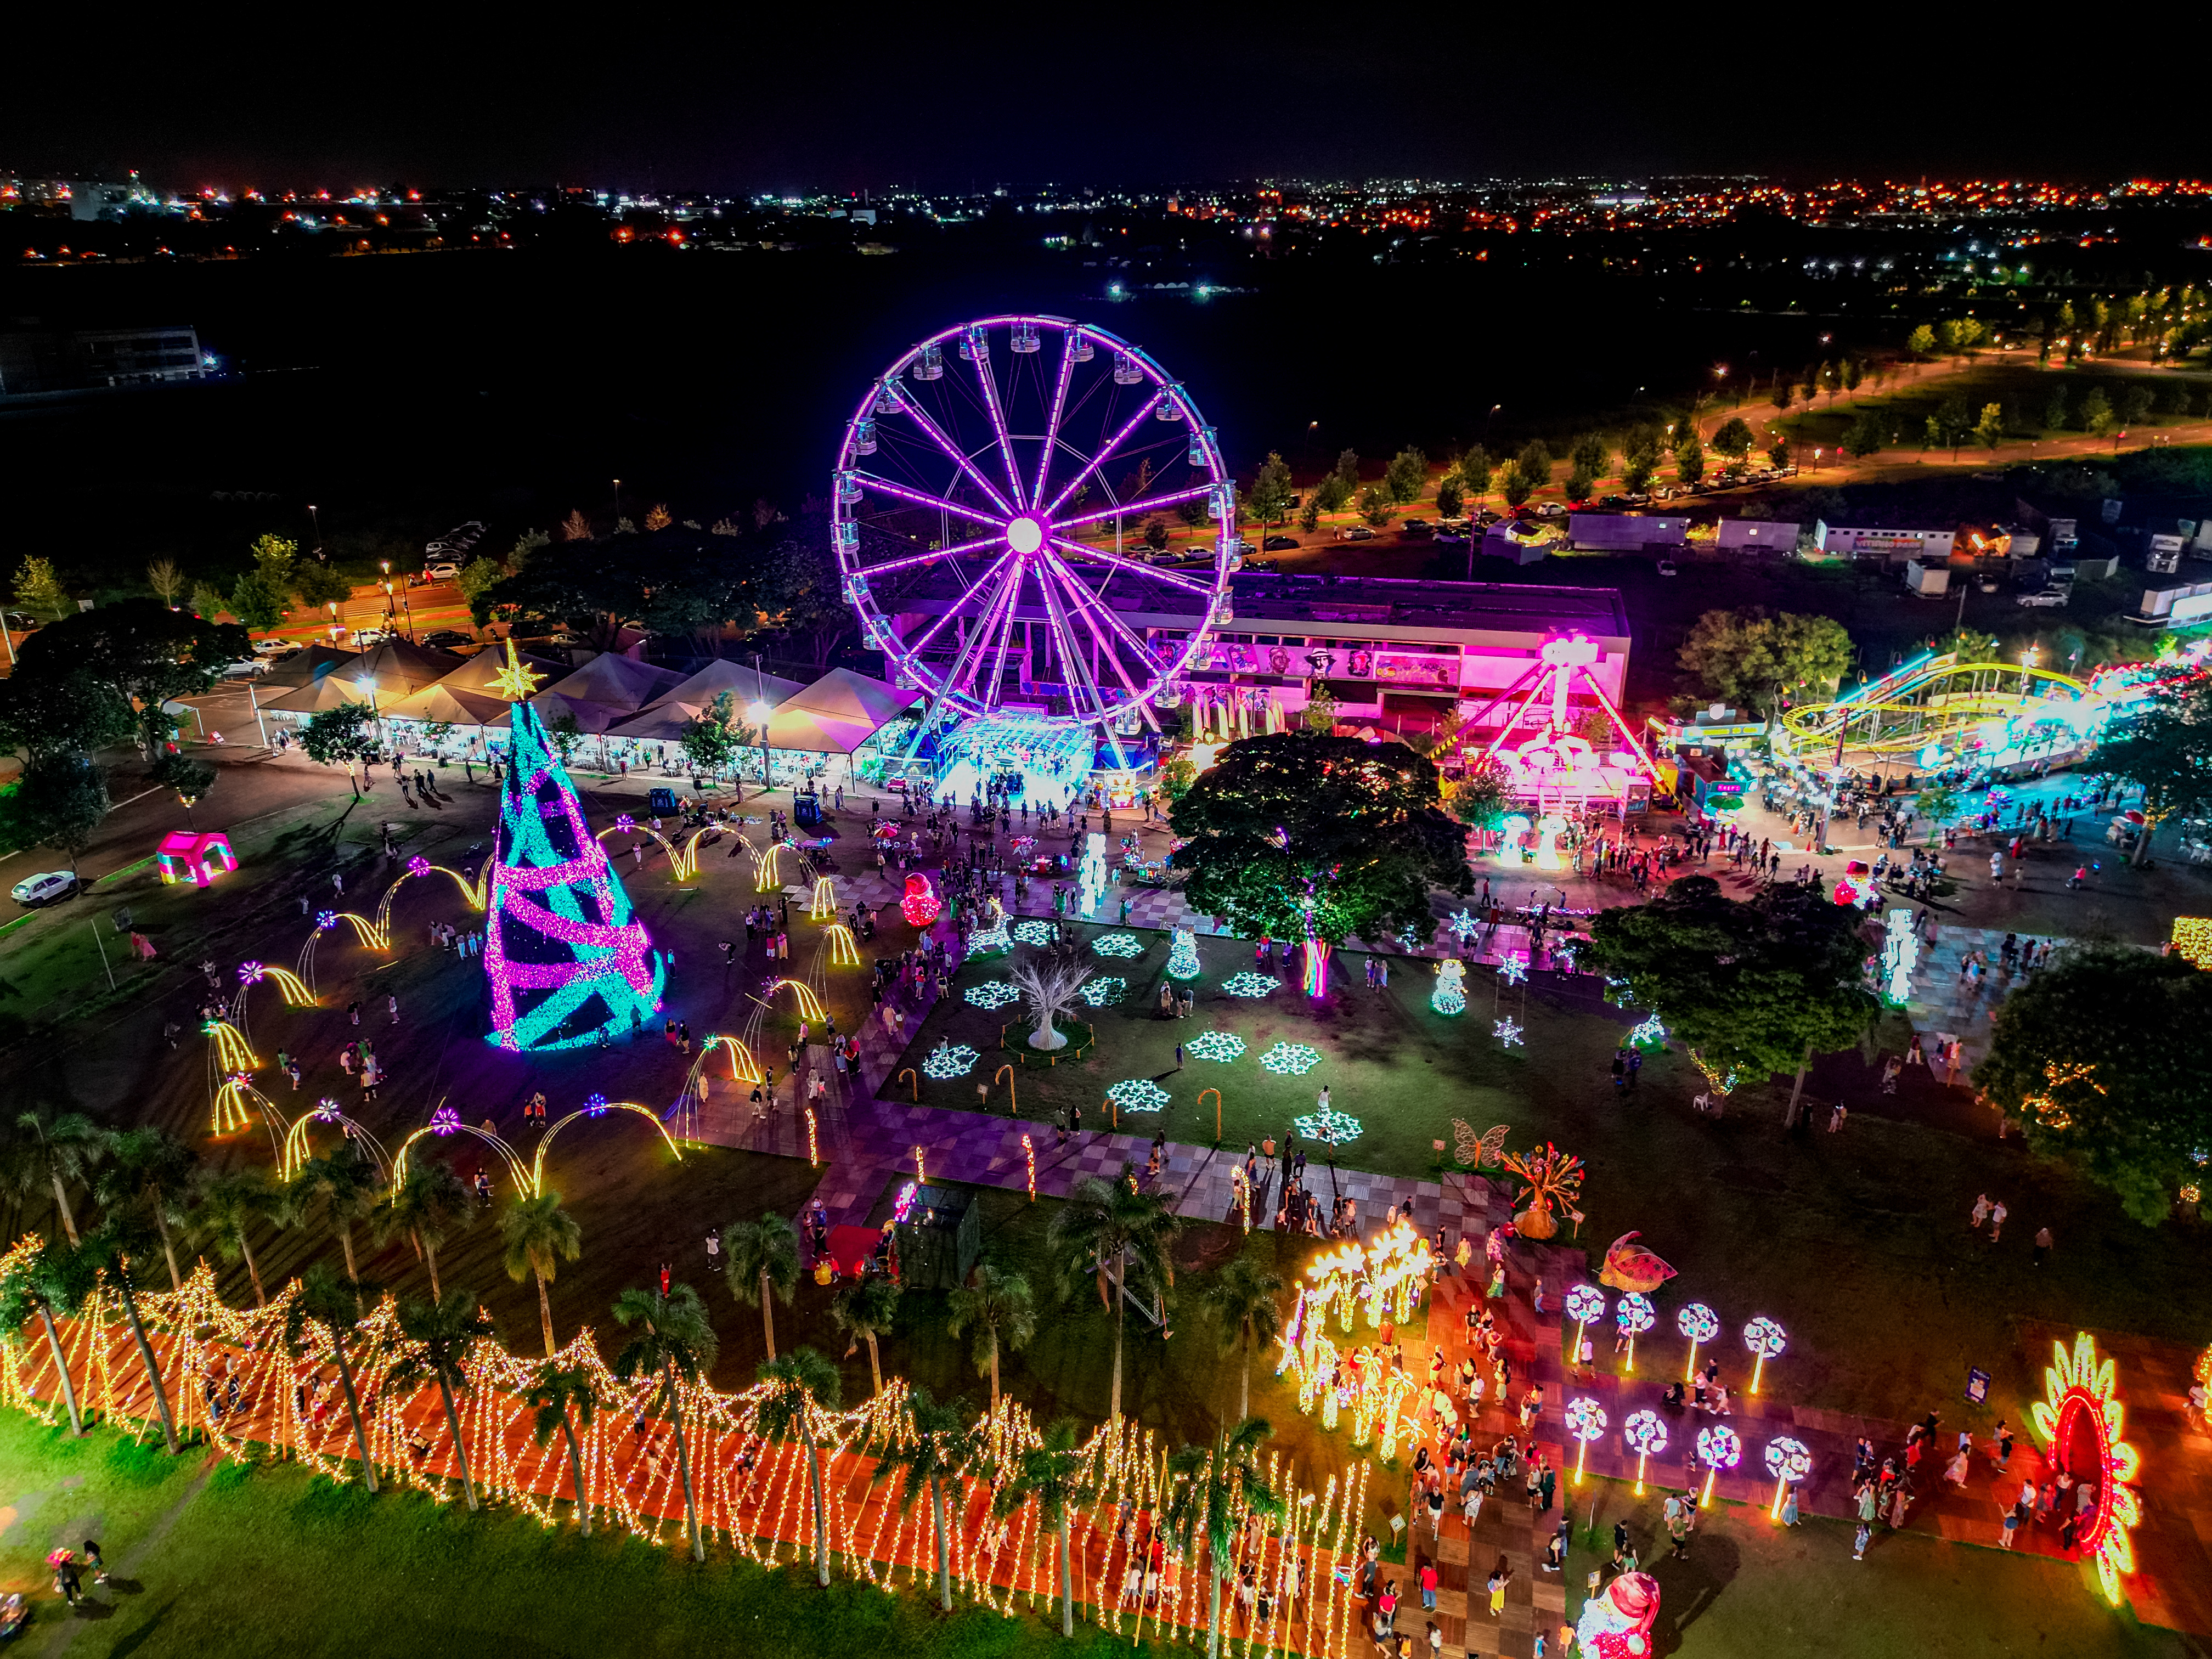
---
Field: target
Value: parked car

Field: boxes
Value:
[251,637,301,658]
[2,612,42,633]
[348,627,395,647]
[2017,587,2070,608]
[1976,572,2000,593]
[423,561,460,583]
[1534,503,1566,519]
[1260,535,1299,551]
[1437,529,1468,545]
[1656,558,1679,577]
[1474,510,1504,526]
[421,628,475,648]
[1336,524,1376,541]
[10,871,77,908]
[221,658,270,678]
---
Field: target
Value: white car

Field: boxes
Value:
[222,658,270,678]
[1656,558,1679,577]
[424,561,460,582]
[10,871,77,907]
[2016,587,2069,608]
[251,637,301,658]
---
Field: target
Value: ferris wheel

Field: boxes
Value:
[831,315,1234,733]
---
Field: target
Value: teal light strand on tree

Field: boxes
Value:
[484,645,664,1051]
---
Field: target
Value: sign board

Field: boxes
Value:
[1966,1367,1991,1405]
[2171,592,2212,625]
[1372,652,1460,690]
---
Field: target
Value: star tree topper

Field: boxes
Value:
[489,635,545,701]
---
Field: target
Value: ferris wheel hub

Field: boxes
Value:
[1006,515,1046,555]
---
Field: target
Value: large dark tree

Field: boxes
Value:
[2097,664,2212,866]
[8,600,246,760]
[475,537,650,650]
[1169,733,1469,993]
[1976,946,2212,1224]
[0,667,134,762]
[1582,875,1876,1103]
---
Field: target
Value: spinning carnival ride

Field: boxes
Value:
[831,317,1233,776]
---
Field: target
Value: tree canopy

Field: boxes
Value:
[1677,607,1853,715]
[1581,875,1876,1085]
[1169,733,1470,950]
[2096,664,2212,864]
[1975,946,2212,1224]
[8,600,246,760]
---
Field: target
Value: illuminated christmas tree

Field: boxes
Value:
[1167,925,1200,980]
[483,641,664,1051]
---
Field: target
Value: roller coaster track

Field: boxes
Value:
[1780,652,2094,759]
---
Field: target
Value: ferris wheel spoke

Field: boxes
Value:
[934,552,1028,708]
[901,547,1022,665]
[850,472,1008,532]
[1029,329,1082,511]
[1054,483,1215,534]
[978,562,1031,714]
[848,531,1003,580]
[1035,563,1109,727]
[1041,395,1168,518]
[1040,554,1163,727]
[882,388,1017,517]
[1050,537,1217,597]
[969,341,1027,512]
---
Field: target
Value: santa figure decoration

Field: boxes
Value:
[1575,1570,1661,1659]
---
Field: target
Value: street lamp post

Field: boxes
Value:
[748,699,772,800]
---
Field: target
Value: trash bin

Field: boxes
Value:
[794,792,821,827]
[648,787,679,815]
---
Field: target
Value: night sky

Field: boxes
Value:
[9,16,2210,192]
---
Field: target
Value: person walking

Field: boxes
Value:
[1781,1483,1801,1526]
[1988,1200,2007,1243]
[2032,1225,2052,1266]
[1969,1194,1991,1232]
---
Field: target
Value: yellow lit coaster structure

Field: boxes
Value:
[1775,650,2098,770]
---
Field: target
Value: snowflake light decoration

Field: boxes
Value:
[2029,1331,2143,1605]
[1091,933,1145,958]
[1011,919,1058,946]
[1493,1018,1524,1048]
[1107,1077,1170,1113]
[1629,1014,1667,1048]
[1447,909,1480,943]
[922,1042,981,1079]
[1292,1107,1362,1144]
[407,854,432,879]
[315,910,337,931]
[431,1107,462,1136]
[1552,945,1578,972]
[1260,1041,1323,1075]
[1078,976,1126,1007]
[968,921,1012,955]
[1498,956,1528,986]
[580,1092,608,1115]
[614,813,636,834]
[964,981,1023,1009]
[314,1098,342,1122]
[1188,1030,1246,1063]
[237,961,265,984]
[1221,972,1277,998]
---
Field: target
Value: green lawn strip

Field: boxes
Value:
[903,930,2212,1424]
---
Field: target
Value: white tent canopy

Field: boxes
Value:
[764,667,921,754]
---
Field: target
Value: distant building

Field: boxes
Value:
[66,178,159,221]
[1716,519,1798,551]
[0,325,205,394]
[1816,521,1955,562]
[1567,512,1688,550]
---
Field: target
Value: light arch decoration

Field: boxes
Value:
[2028,1331,2142,1605]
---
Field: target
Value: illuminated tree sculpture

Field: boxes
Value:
[1494,1139,1585,1240]
[484,653,665,1051]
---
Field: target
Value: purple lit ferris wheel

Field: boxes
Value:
[832,316,1233,733]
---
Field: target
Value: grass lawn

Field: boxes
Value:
[903,928,2212,1426]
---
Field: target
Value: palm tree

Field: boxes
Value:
[284,1262,380,1492]
[522,1362,598,1537]
[829,1273,900,1397]
[720,1212,799,1360]
[498,1190,580,1358]
[1167,1418,1283,1659]
[15,1107,107,1246]
[1195,1255,1284,1424]
[289,1153,380,1290]
[1046,1168,1181,1422]
[372,1160,473,1302]
[94,1126,196,1289]
[946,1263,1035,1413]
[0,1235,91,1435]
[991,1416,1097,1637]
[755,1347,842,1585]
[612,1282,716,1561]
[881,1384,978,1611]
[187,1166,286,1307]
[393,1289,497,1511]
[82,1214,179,1454]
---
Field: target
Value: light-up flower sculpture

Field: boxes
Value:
[237,961,265,984]
[430,1106,462,1136]
[1743,1316,1787,1395]
[1616,1292,1655,1372]
[1764,1435,1813,1519]
[1622,1409,1667,1493]
[1566,1284,1606,1356]
[1695,1425,1741,1508]
[1566,1397,1607,1485]
[1677,1302,1721,1380]
[2029,1331,2143,1605]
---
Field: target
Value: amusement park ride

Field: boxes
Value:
[830,315,1234,792]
